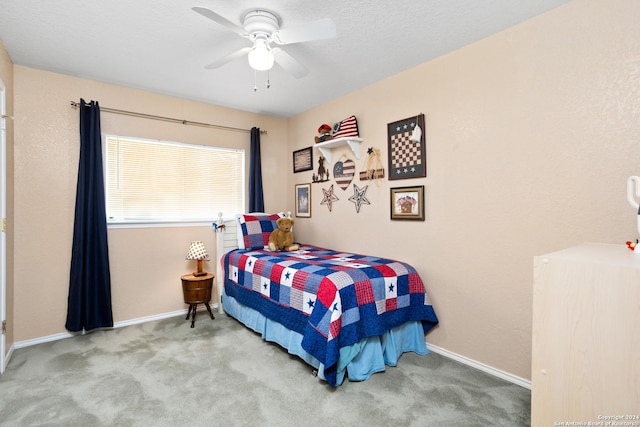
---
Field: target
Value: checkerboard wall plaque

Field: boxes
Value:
[387,114,426,180]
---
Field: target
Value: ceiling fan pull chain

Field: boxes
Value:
[267,70,271,89]
[253,69,258,92]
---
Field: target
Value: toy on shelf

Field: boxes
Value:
[315,124,333,143]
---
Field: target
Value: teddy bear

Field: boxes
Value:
[268,217,300,252]
[314,124,333,143]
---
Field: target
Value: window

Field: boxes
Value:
[105,135,244,225]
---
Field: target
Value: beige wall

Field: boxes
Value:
[13,67,288,341]
[287,0,640,380]
[0,41,14,354]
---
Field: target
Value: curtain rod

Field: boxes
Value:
[69,101,266,135]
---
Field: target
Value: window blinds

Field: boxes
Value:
[106,135,244,222]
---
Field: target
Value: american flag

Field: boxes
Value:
[332,115,359,139]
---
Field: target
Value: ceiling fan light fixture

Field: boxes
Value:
[194,7,334,78]
[248,37,274,71]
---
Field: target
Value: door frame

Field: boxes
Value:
[0,77,7,374]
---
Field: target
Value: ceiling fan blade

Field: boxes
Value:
[273,18,336,45]
[273,48,309,78]
[192,6,246,35]
[205,47,252,69]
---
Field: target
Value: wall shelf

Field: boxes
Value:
[314,137,363,163]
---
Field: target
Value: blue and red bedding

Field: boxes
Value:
[224,244,438,386]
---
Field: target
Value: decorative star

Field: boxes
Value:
[320,184,339,212]
[284,271,291,280]
[307,298,315,309]
[388,284,395,293]
[367,147,374,155]
[333,302,339,311]
[348,184,371,213]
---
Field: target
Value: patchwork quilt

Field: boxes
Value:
[224,245,439,386]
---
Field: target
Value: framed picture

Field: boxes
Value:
[387,113,426,180]
[293,147,313,173]
[390,185,425,221]
[295,183,312,218]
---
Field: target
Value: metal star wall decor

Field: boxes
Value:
[348,183,371,213]
[320,184,339,212]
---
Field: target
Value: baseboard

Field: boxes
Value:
[13,304,219,350]
[2,342,15,373]
[426,343,531,390]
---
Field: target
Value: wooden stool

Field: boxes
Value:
[181,273,215,328]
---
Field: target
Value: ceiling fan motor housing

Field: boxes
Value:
[243,10,280,39]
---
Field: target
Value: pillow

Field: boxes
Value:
[235,212,286,249]
[235,212,270,249]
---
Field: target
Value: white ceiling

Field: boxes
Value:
[0,0,568,118]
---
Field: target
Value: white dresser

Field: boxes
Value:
[532,243,640,425]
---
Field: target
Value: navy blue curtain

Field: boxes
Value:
[65,99,113,332]
[248,127,264,212]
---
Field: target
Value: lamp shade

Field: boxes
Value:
[248,37,274,71]
[186,241,209,260]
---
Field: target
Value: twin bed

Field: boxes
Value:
[214,212,439,386]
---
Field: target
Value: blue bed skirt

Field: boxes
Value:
[222,292,429,386]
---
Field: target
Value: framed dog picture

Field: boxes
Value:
[295,183,312,218]
[387,114,426,180]
[390,185,425,221]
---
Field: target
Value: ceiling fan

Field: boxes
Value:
[193,6,336,78]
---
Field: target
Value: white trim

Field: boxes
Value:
[5,342,13,366]
[0,78,6,374]
[13,304,218,349]
[108,220,215,229]
[426,342,531,390]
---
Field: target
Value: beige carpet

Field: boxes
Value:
[0,313,530,426]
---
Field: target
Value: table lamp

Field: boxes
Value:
[186,241,209,276]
